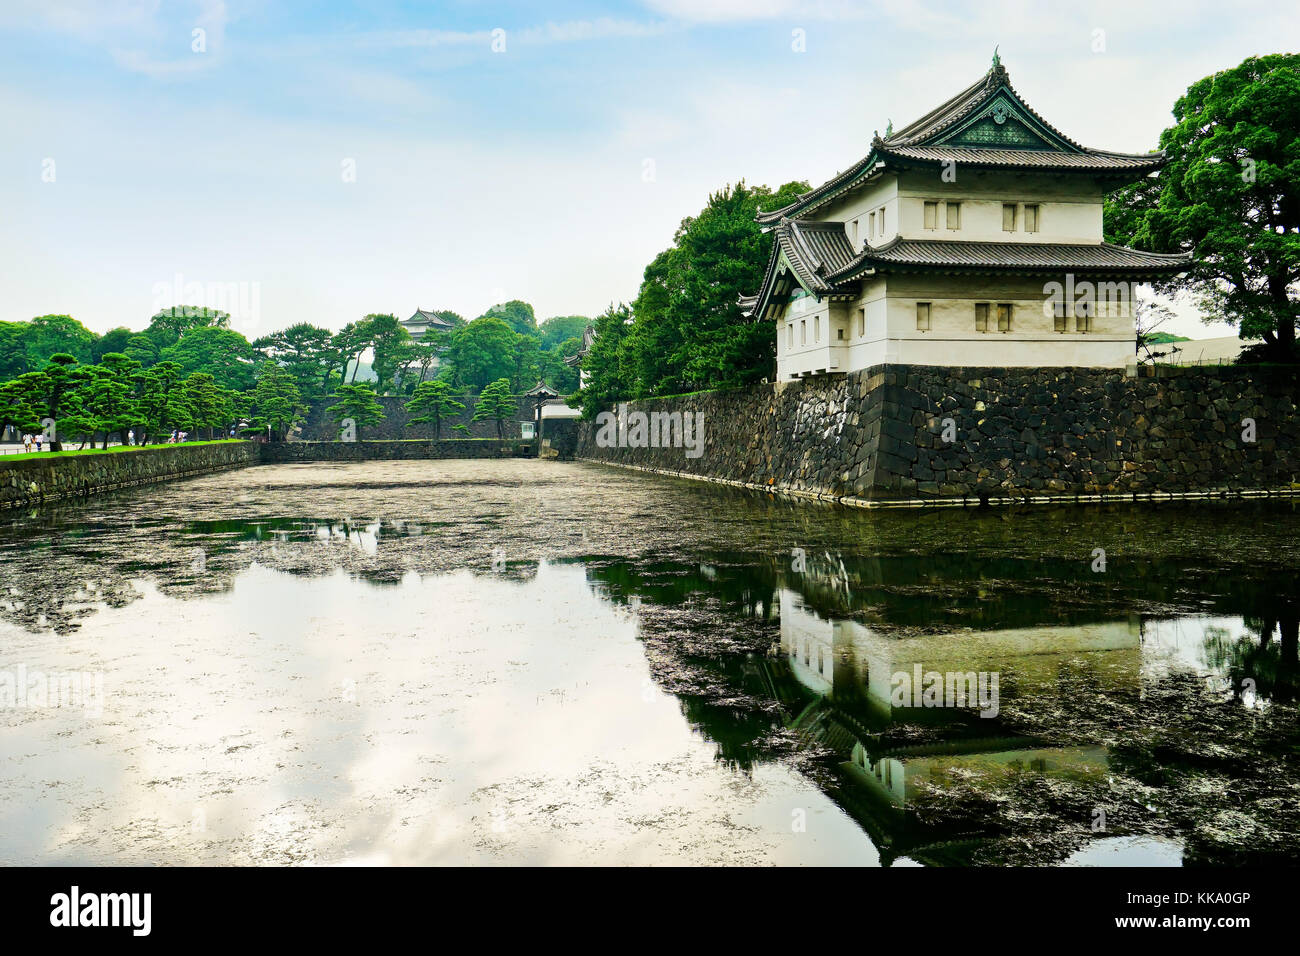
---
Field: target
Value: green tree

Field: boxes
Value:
[574,303,635,418]
[25,353,83,450]
[404,380,466,439]
[91,327,135,363]
[623,180,808,395]
[255,323,340,402]
[334,319,374,384]
[365,313,414,394]
[538,315,590,351]
[20,315,97,367]
[144,306,230,352]
[79,354,141,447]
[162,326,256,391]
[443,317,518,389]
[136,361,190,443]
[182,372,233,440]
[0,379,40,438]
[250,362,307,441]
[326,383,386,439]
[1105,54,1300,361]
[124,334,161,368]
[510,334,542,392]
[481,300,537,336]
[471,378,517,439]
[0,322,28,380]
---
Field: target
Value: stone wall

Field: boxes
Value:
[259,439,530,463]
[576,364,1300,503]
[298,395,538,441]
[0,441,260,509]
[538,419,580,460]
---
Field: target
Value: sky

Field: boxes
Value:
[2,0,1297,341]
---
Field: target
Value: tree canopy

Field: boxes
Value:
[1105,54,1300,361]
[575,179,807,411]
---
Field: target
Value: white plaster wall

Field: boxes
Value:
[776,272,1139,375]
[896,168,1103,243]
[809,173,899,250]
[776,296,851,379]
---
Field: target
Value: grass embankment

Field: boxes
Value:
[0,439,247,462]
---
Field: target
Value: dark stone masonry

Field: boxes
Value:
[0,439,535,508]
[259,439,529,462]
[0,442,261,509]
[575,364,1300,503]
[298,395,536,441]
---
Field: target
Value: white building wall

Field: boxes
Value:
[896,168,1103,244]
[810,175,899,251]
[775,273,1138,376]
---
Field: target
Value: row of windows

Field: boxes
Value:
[786,299,1095,349]
[921,201,1041,233]
[849,205,889,247]
[916,302,1092,332]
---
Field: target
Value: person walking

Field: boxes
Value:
[34,433,42,453]
[128,429,135,446]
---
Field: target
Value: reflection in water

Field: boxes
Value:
[2,461,1299,866]
[583,547,1300,866]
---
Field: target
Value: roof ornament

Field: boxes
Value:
[991,45,1000,70]
[884,119,893,138]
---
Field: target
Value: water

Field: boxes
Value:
[1,460,1297,866]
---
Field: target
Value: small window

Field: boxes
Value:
[996,303,1012,332]
[946,202,961,230]
[1075,299,1092,332]
[857,308,866,336]
[800,320,806,345]
[1024,204,1039,233]
[924,201,938,230]
[1052,299,1067,333]
[916,302,931,331]
[814,316,820,342]
[868,212,875,236]
[837,327,845,340]
[850,219,859,247]
[975,302,989,332]
[878,206,886,235]
[1002,204,1017,232]
[788,323,794,347]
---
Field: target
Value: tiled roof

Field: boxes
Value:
[877,144,1162,171]
[741,219,858,318]
[829,238,1192,280]
[756,61,1164,225]
[403,309,455,328]
[775,219,857,294]
[563,324,597,366]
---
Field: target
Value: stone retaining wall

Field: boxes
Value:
[259,439,529,462]
[298,396,538,441]
[576,364,1300,503]
[0,442,260,509]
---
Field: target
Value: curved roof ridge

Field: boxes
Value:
[755,59,1164,227]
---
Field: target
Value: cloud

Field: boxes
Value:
[343,18,674,54]
[108,0,226,77]
[0,0,160,36]
[640,0,870,22]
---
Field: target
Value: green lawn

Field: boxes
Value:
[0,439,247,462]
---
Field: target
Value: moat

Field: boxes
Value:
[1,460,1297,865]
